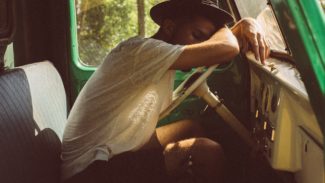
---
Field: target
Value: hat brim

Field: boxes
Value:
[150,1,234,26]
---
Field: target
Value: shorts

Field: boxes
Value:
[64,148,174,183]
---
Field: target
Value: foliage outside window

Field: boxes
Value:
[75,0,163,66]
[4,43,14,68]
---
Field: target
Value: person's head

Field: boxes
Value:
[150,0,234,45]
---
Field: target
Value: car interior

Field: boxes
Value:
[0,0,324,183]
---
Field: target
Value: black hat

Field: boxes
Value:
[150,0,234,26]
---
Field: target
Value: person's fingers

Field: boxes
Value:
[242,38,249,53]
[250,33,260,63]
[264,38,271,59]
[257,33,266,64]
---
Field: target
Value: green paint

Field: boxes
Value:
[270,0,325,161]
[69,0,97,72]
[287,0,325,130]
[68,0,96,101]
[288,0,325,91]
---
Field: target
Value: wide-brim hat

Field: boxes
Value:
[150,0,234,26]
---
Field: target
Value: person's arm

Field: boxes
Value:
[170,27,240,70]
[231,18,270,64]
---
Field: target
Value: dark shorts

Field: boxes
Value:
[64,148,174,183]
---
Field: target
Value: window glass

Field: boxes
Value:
[234,0,288,54]
[256,6,287,53]
[4,43,14,68]
[234,0,267,18]
[75,0,162,66]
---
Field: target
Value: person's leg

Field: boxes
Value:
[65,120,224,183]
[163,137,225,183]
[142,119,225,183]
[141,119,205,150]
[157,119,206,147]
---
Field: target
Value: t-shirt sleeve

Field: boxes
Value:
[129,38,184,85]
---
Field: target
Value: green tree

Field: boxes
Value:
[76,0,163,66]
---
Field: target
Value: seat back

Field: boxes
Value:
[0,61,67,183]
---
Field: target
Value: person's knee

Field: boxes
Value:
[163,140,193,176]
[190,138,225,182]
[191,137,224,164]
[163,138,225,180]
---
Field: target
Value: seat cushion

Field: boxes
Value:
[0,61,67,183]
[20,61,67,140]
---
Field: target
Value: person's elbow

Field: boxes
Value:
[226,34,240,58]
[216,27,240,59]
[217,37,240,64]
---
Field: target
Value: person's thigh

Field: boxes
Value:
[157,119,205,147]
[142,119,205,150]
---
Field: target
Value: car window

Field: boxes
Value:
[4,43,14,68]
[75,0,162,67]
[234,0,267,18]
[234,0,289,55]
[256,6,288,54]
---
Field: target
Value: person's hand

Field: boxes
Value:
[231,18,270,64]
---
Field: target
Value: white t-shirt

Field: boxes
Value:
[61,36,184,180]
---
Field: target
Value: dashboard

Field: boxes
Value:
[229,0,325,182]
[247,53,324,183]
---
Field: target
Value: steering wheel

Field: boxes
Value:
[159,64,219,120]
[159,63,255,147]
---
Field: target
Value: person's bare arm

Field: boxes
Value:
[170,27,240,70]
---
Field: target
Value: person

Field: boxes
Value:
[61,0,269,183]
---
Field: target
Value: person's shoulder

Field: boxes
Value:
[110,36,147,53]
[120,36,151,46]
[110,36,183,56]
[122,36,166,47]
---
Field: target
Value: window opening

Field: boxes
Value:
[75,0,162,67]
